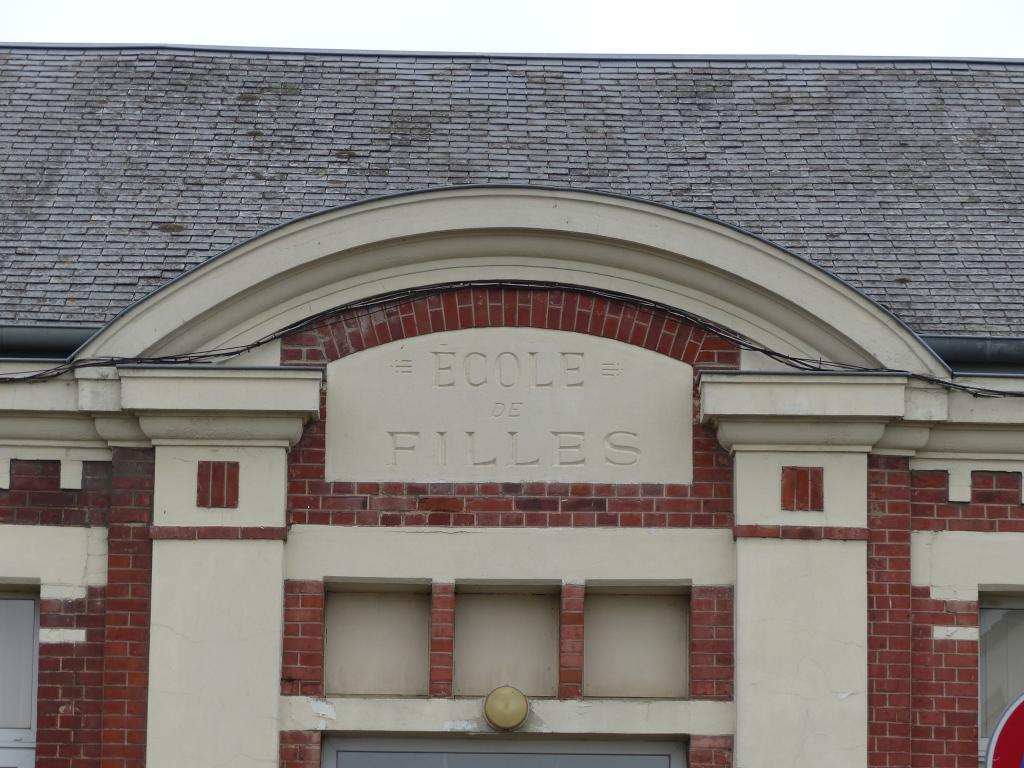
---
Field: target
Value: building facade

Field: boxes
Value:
[0,48,1023,768]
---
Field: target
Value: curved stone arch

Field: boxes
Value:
[79,186,948,377]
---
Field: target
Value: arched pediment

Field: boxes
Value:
[79,186,947,377]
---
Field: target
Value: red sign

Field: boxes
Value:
[987,691,1024,768]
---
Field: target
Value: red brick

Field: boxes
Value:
[429,583,455,697]
[558,584,586,700]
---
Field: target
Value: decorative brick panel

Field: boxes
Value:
[35,586,106,768]
[100,447,154,768]
[734,524,869,540]
[280,730,321,768]
[429,583,455,697]
[149,525,287,540]
[912,469,1024,532]
[0,459,110,526]
[781,466,824,512]
[558,583,585,700]
[689,735,734,768]
[196,460,239,509]
[689,586,734,701]
[281,580,324,697]
[283,286,736,529]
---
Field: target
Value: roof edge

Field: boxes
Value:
[1,42,1023,65]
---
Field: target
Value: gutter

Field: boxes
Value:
[0,325,98,360]
[0,325,1022,375]
[921,335,1024,374]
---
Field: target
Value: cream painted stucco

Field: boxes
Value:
[0,374,80,409]
[0,524,107,589]
[285,526,735,585]
[735,539,868,768]
[701,374,910,421]
[583,593,688,698]
[324,591,430,696]
[146,540,284,768]
[119,367,322,416]
[734,451,867,527]
[325,328,694,484]
[453,592,560,697]
[932,625,980,641]
[911,531,1024,601]
[279,695,735,737]
[152,445,287,527]
[38,627,87,643]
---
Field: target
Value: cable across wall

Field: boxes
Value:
[0,279,1021,399]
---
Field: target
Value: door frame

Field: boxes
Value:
[321,736,687,767]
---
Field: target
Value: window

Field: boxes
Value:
[980,597,1024,749]
[0,595,37,767]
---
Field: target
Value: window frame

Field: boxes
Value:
[0,593,39,750]
[979,594,1024,761]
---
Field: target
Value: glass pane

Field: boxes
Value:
[0,600,35,730]
[980,607,1024,738]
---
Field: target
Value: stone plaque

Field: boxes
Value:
[325,328,693,483]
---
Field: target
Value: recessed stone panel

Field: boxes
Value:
[325,328,693,483]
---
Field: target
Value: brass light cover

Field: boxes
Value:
[483,685,529,731]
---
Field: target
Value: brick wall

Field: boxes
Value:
[909,590,979,766]
[689,586,734,701]
[867,457,1009,768]
[867,455,913,768]
[907,467,1023,764]
[0,459,110,526]
[100,448,154,768]
[429,583,455,698]
[913,469,1024,532]
[689,735,734,768]
[283,286,735,528]
[36,587,106,768]
[0,448,155,768]
[558,584,585,700]
[281,580,325,697]
[280,730,321,768]
[0,458,113,768]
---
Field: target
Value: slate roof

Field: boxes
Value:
[2,45,1024,335]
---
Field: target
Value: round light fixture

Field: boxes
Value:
[483,685,530,731]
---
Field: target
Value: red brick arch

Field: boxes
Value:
[281,284,737,529]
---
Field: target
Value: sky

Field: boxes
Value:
[1,0,1023,58]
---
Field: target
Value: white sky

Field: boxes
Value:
[2,0,1023,58]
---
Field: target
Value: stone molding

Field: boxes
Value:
[701,373,1024,468]
[72,188,946,377]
